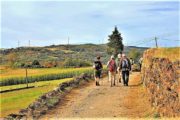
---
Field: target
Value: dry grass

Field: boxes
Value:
[144,47,180,62]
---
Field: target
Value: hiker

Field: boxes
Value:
[119,54,131,86]
[117,53,122,83]
[139,57,143,71]
[130,58,134,66]
[93,56,103,86]
[129,58,134,73]
[107,55,117,87]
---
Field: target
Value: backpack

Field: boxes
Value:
[94,61,101,70]
[109,60,116,72]
[122,59,129,68]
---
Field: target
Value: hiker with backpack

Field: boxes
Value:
[129,58,134,73]
[119,54,131,86]
[139,57,143,71]
[107,55,117,87]
[93,56,103,86]
[117,53,122,84]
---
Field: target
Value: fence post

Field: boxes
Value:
[25,68,28,88]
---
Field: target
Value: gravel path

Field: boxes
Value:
[40,72,154,119]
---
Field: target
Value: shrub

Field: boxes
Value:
[32,60,41,66]
[63,59,91,68]
[13,62,23,68]
[128,48,141,62]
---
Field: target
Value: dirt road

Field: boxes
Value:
[40,72,154,119]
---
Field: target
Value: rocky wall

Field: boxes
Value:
[141,49,180,117]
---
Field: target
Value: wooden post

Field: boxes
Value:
[25,68,28,88]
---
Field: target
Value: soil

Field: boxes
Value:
[40,72,154,119]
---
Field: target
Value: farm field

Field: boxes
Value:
[0,77,74,92]
[0,67,92,79]
[0,78,73,117]
[0,67,94,117]
[0,67,93,86]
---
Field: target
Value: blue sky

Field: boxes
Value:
[1,0,179,48]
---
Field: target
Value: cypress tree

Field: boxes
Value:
[107,26,124,57]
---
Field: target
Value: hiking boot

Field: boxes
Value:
[95,81,98,86]
[125,83,128,86]
[97,82,100,86]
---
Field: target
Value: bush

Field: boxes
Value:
[13,62,23,68]
[63,59,91,68]
[128,48,141,62]
[24,64,32,68]
[43,61,58,68]
[29,60,43,68]
[32,60,40,66]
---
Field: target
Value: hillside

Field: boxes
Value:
[0,44,148,67]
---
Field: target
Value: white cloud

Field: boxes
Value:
[1,1,179,48]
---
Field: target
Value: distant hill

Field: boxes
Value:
[0,44,148,67]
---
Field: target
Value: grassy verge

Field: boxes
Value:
[0,78,73,92]
[145,47,180,62]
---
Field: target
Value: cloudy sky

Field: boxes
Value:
[1,0,179,48]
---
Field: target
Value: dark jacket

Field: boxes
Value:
[94,61,103,71]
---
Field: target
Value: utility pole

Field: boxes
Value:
[155,37,158,48]
[18,40,20,48]
[29,40,30,47]
[67,37,70,50]
[68,37,70,45]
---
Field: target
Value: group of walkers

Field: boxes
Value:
[93,53,132,87]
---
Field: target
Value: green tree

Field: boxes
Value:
[7,53,18,68]
[32,60,40,66]
[128,48,141,61]
[107,26,124,57]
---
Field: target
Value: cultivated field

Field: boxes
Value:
[0,67,94,117]
[0,67,93,86]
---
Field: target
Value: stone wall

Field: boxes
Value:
[5,73,94,120]
[141,49,180,117]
